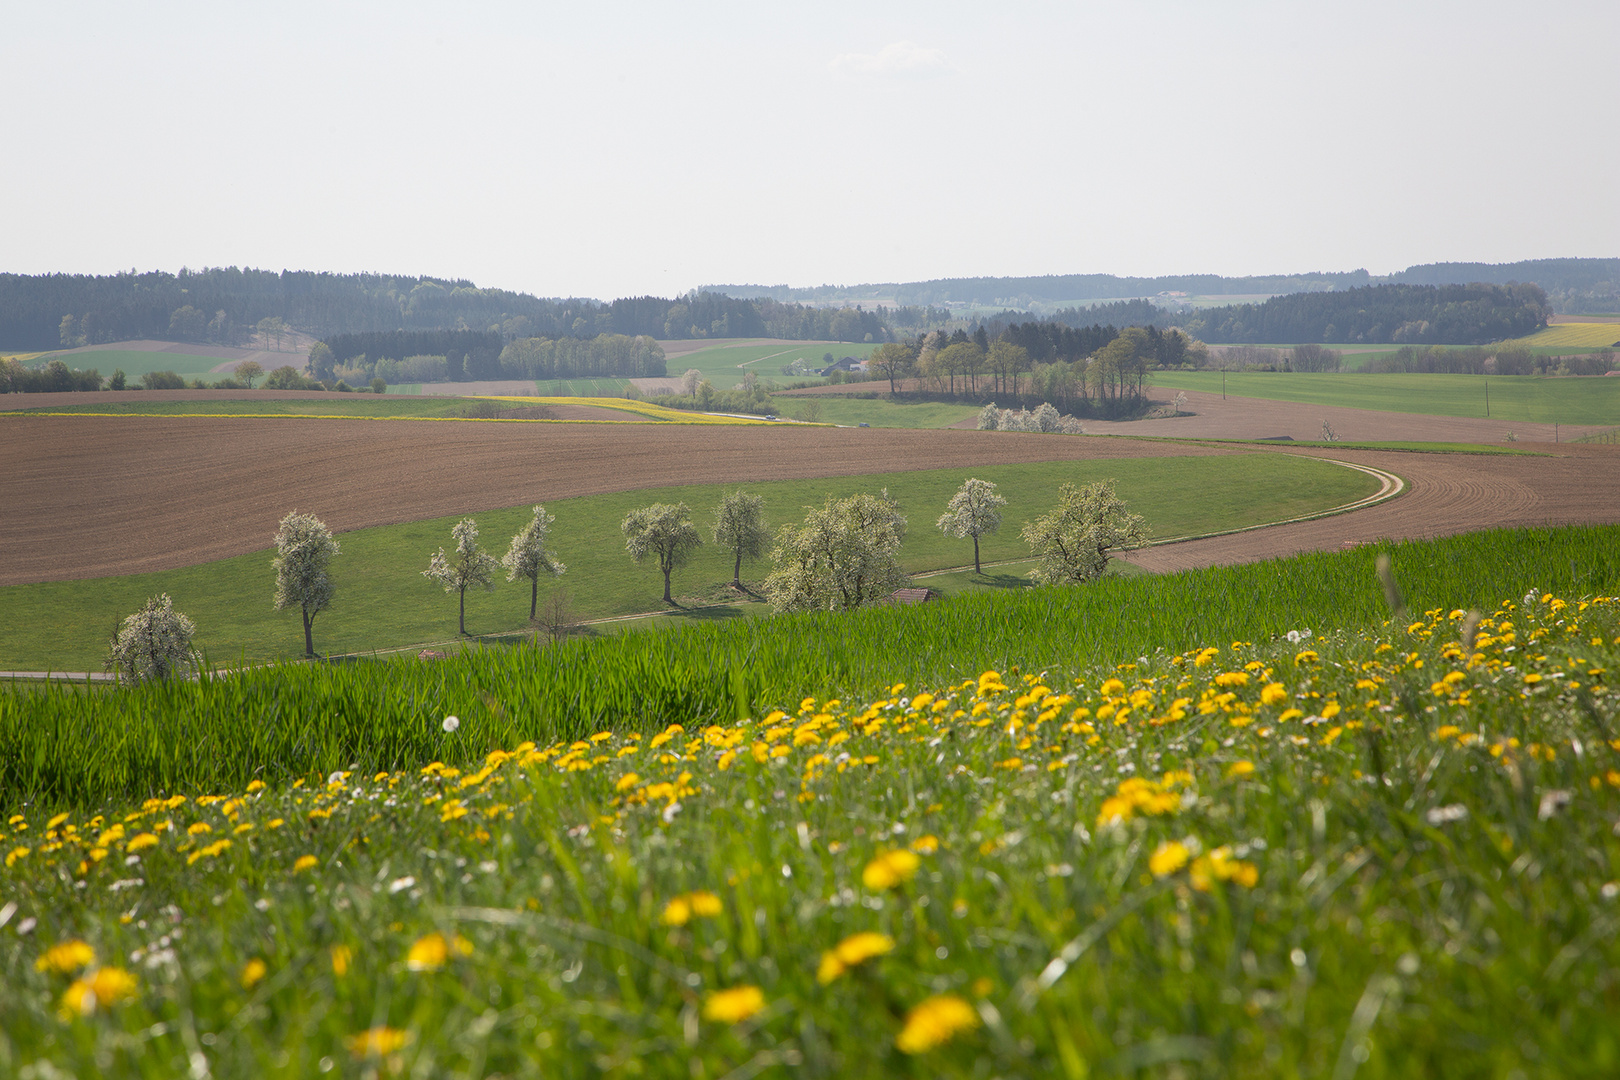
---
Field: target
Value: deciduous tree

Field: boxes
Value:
[1021,480,1148,585]
[711,490,769,588]
[764,490,908,612]
[104,594,198,686]
[272,511,340,656]
[235,360,263,389]
[423,518,500,635]
[502,505,566,621]
[936,478,1005,574]
[867,341,916,395]
[622,503,702,604]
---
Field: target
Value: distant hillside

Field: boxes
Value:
[708,258,1620,315]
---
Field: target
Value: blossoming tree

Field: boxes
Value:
[423,518,500,635]
[271,511,341,656]
[501,505,566,622]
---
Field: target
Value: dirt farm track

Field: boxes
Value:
[3,414,1619,588]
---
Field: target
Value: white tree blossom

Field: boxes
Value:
[764,490,909,612]
[622,502,702,604]
[501,505,566,622]
[711,490,770,588]
[936,478,1006,574]
[271,511,340,656]
[423,518,500,635]
[1021,480,1149,585]
[104,594,198,686]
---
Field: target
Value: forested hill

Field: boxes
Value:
[0,269,890,351]
[709,257,1620,314]
[1182,282,1550,345]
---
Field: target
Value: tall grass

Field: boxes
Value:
[4,524,1617,809]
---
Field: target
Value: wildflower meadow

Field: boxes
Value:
[2,564,1619,1076]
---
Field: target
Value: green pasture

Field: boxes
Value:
[1149,370,1620,425]
[2,397,496,418]
[0,454,1379,672]
[668,341,878,389]
[29,348,268,381]
[791,397,981,428]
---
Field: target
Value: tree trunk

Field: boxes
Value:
[530,575,539,621]
[973,534,981,575]
[663,565,673,604]
[733,550,743,588]
[303,610,314,657]
[459,585,467,635]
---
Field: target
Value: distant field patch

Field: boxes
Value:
[1149,370,1620,424]
[20,349,227,380]
[797,397,982,429]
[662,341,878,389]
[1500,323,1620,350]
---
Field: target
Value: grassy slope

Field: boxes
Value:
[0,455,1376,672]
[1149,370,1620,424]
[33,349,262,380]
[668,342,878,389]
[796,398,982,429]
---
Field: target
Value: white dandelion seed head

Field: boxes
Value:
[442,715,460,733]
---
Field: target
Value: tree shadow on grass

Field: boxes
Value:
[969,571,1035,591]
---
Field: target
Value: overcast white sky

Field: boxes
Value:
[2,0,1616,300]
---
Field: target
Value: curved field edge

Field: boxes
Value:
[3,523,1616,809]
[0,554,1617,1075]
[0,455,1376,673]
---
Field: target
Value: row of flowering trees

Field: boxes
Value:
[104,483,1147,685]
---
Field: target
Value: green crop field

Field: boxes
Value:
[791,397,982,429]
[1,526,1618,1074]
[1501,322,1620,350]
[667,341,878,389]
[0,455,1377,673]
[25,349,269,381]
[1149,370,1620,424]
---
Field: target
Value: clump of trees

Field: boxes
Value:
[424,519,501,635]
[0,358,104,393]
[104,594,198,686]
[976,402,1085,434]
[622,503,703,604]
[764,491,909,612]
[272,512,341,656]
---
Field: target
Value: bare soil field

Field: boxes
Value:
[0,417,1238,587]
[1120,442,1620,573]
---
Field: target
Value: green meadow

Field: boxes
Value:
[0,455,1377,673]
[666,341,879,389]
[1148,370,1620,425]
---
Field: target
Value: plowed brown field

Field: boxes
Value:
[0,416,1233,587]
[4,415,1617,589]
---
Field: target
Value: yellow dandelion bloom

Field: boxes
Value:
[817,931,896,984]
[910,834,940,855]
[241,958,267,990]
[47,812,70,830]
[331,944,353,976]
[1227,760,1256,779]
[862,849,920,891]
[6,845,30,867]
[293,854,319,873]
[688,890,723,917]
[661,896,693,926]
[124,832,160,853]
[187,822,212,836]
[35,940,96,975]
[897,994,980,1054]
[978,670,1008,695]
[1260,682,1288,706]
[346,1026,412,1059]
[59,966,138,1017]
[703,984,766,1024]
[1148,840,1190,877]
[405,932,472,972]
[186,839,232,865]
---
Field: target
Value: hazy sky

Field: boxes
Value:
[3,0,1616,300]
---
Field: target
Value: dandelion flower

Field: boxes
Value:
[897,994,979,1054]
[35,940,96,975]
[817,931,896,984]
[405,932,472,972]
[346,1026,412,1059]
[862,849,920,891]
[1227,760,1256,779]
[615,773,641,792]
[241,958,267,990]
[661,896,693,926]
[293,854,319,873]
[910,834,940,855]
[442,715,460,733]
[331,944,353,976]
[59,967,138,1017]
[1148,840,1190,877]
[1260,682,1288,706]
[703,985,766,1024]
[688,890,723,917]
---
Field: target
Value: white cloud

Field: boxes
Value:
[830,40,951,78]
